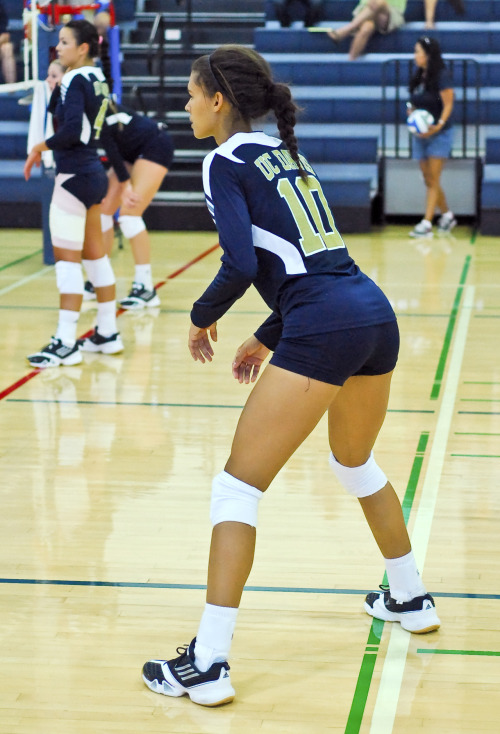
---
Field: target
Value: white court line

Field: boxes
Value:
[369,284,475,733]
[0,267,52,297]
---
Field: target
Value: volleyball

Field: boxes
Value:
[407,109,435,135]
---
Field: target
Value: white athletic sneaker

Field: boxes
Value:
[142,639,235,707]
[27,337,82,368]
[364,585,440,633]
[78,328,124,355]
[437,212,457,233]
[409,219,433,238]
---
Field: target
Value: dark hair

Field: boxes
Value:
[191,45,307,180]
[410,36,446,93]
[98,34,114,94]
[65,19,99,58]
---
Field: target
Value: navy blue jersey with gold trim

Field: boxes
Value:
[191,132,395,341]
[45,66,110,175]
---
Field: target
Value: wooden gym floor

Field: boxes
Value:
[0,224,499,733]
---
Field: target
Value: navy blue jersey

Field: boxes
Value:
[45,66,111,175]
[191,132,395,342]
[410,68,453,130]
[101,107,175,182]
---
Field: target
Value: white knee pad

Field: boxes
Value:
[329,451,388,498]
[55,260,84,295]
[83,256,115,288]
[101,214,114,233]
[210,471,263,527]
[118,215,146,239]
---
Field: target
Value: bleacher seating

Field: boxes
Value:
[1,0,500,233]
[258,0,500,232]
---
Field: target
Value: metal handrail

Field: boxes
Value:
[381,57,481,159]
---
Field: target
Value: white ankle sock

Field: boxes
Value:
[194,603,238,672]
[134,264,153,291]
[55,309,79,346]
[422,219,432,227]
[96,300,117,337]
[384,551,427,602]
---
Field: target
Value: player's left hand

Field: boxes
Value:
[232,335,270,384]
[188,321,217,363]
[418,124,440,139]
[24,149,42,181]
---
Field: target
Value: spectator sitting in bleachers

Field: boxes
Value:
[0,0,16,83]
[327,0,407,60]
[274,0,324,27]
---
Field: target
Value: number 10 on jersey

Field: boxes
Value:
[278,175,345,256]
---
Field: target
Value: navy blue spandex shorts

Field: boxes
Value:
[270,320,400,386]
[136,130,174,170]
[61,168,108,209]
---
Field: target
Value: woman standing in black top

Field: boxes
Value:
[408,36,456,238]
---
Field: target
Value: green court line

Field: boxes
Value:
[418,649,500,657]
[463,381,500,385]
[455,432,500,436]
[430,255,471,400]
[470,228,477,245]
[0,249,43,272]
[451,454,500,458]
[344,433,428,734]
[458,411,500,416]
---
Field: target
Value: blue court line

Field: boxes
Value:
[5,398,435,413]
[0,577,498,599]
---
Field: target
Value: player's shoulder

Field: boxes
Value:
[203,132,281,189]
[61,65,106,92]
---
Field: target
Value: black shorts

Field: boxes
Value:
[61,168,108,209]
[136,130,174,170]
[270,320,400,386]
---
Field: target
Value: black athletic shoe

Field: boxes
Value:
[83,280,96,301]
[78,328,124,354]
[27,337,82,368]
[120,282,160,310]
[142,638,235,707]
[365,585,440,633]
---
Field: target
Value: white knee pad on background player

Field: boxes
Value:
[100,214,114,233]
[118,215,145,239]
[329,451,388,498]
[82,256,115,288]
[210,471,263,527]
[55,260,84,295]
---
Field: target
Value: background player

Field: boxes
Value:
[24,19,123,367]
[141,45,440,707]
[95,104,174,309]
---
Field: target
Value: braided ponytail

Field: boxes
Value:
[267,83,307,181]
[192,45,308,182]
[98,34,114,95]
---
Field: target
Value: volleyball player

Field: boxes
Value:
[24,19,123,367]
[141,45,440,707]
[95,106,174,309]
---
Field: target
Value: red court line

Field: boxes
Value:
[0,241,220,401]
